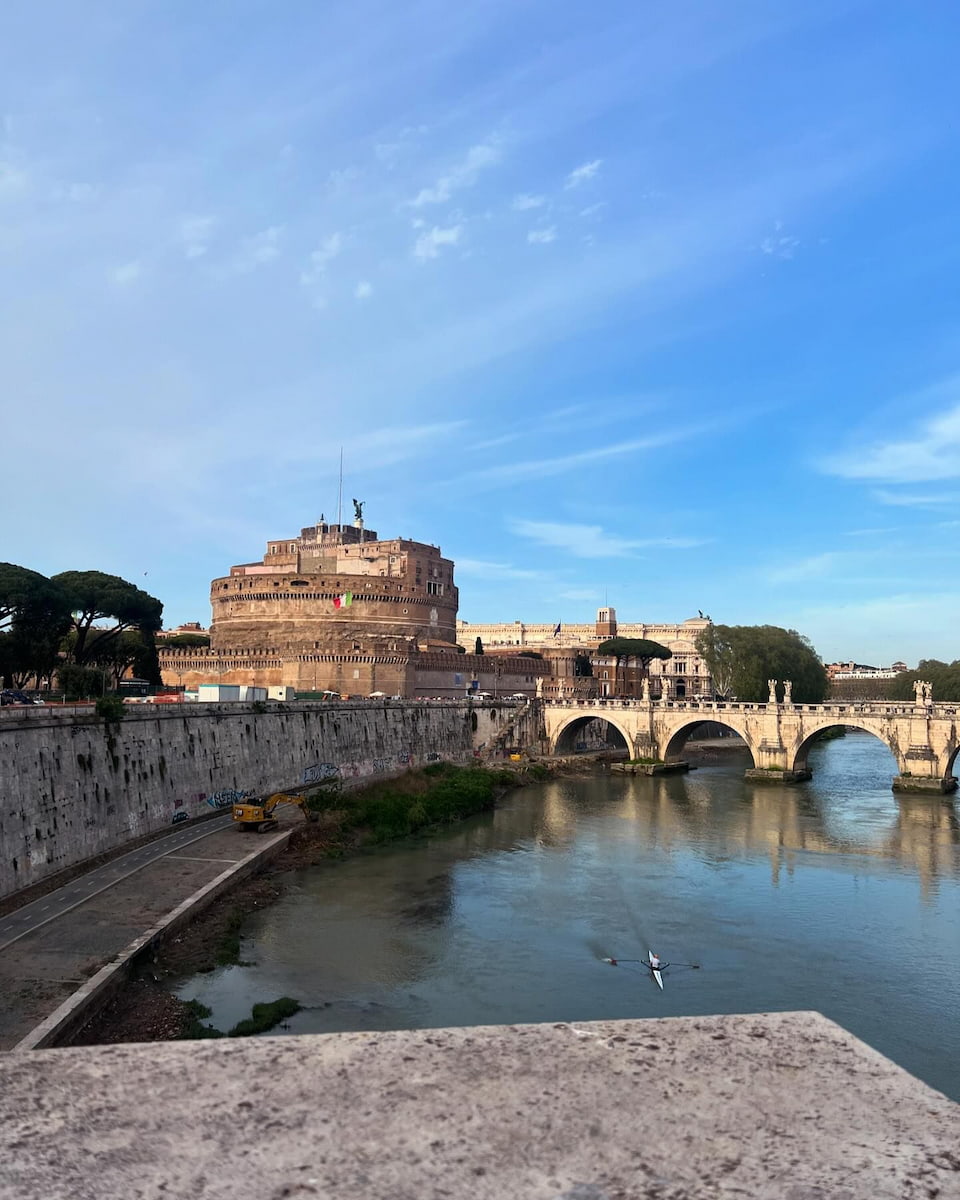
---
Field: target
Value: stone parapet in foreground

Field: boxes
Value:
[1,1012,958,1199]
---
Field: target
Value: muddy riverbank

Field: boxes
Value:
[71,760,571,1045]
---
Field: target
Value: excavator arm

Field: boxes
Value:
[233,792,318,832]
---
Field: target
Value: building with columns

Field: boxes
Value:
[459,609,714,699]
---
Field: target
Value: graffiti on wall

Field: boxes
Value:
[302,762,339,785]
[397,752,411,764]
[206,788,250,810]
[371,758,390,773]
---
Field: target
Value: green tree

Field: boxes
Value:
[597,637,672,696]
[53,571,163,666]
[0,563,72,687]
[888,660,960,702]
[58,663,110,700]
[694,624,828,703]
[85,628,163,687]
[162,633,210,648]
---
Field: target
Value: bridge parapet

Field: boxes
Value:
[539,696,959,794]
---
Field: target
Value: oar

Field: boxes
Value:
[602,958,701,969]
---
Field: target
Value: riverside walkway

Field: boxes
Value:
[0,816,288,1049]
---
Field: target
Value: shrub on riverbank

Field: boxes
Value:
[306,763,518,844]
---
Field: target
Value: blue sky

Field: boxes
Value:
[3,0,959,666]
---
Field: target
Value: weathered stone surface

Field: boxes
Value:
[1,1012,957,1199]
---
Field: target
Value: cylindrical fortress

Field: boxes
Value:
[209,524,459,655]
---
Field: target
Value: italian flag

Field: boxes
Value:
[333,592,353,609]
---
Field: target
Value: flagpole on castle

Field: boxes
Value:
[336,448,343,542]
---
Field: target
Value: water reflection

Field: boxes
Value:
[178,733,960,1101]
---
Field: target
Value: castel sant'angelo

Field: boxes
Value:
[158,514,551,698]
[159,510,712,699]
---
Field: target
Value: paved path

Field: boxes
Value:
[0,815,285,1049]
[0,815,232,952]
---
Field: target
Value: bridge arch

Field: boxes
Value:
[661,719,757,767]
[788,720,902,775]
[552,714,633,756]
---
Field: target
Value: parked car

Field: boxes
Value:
[0,690,37,706]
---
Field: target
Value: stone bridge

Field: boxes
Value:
[540,685,960,793]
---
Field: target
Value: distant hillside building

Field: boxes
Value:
[824,660,909,702]
[159,518,547,698]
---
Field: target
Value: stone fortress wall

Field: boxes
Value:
[161,646,549,697]
[214,523,459,653]
[0,700,529,899]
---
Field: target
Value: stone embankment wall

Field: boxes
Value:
[0,700,533,900]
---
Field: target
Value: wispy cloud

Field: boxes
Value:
[411,139,500,206]
[564,159,602,189]
[820,381,960,483]
[111,260,142,287]
[180,215,216,260]
[766,552,840,583]
[0,161,28,196]
[455,558,542,580]
[462,428,712,486]
[278,420,467,468]
[559,588,601,601]
[871,489,960,507]
[512,193,546,211]
[413,224,462,259]
[527,227,557,245]
[843,527,898,537]
[300,233,343,285]
[510,519,705,559]
[354,280,373,300]
[759,219,799,259]
[234,226,283,272]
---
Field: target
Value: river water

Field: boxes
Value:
[179,734,960,1100]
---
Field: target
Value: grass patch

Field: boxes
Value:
[625,756,662,765]
[227,997,300,1037]
[180,999,223,1039]
[305,763,515,845]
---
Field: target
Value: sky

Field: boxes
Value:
[2,0,959,667]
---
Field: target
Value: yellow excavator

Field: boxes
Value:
[232,792,319,833]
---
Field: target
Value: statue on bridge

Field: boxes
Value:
[660,679,670,702]
[914,679,933,705]
[768,679,778,704]
[783,680,793,704]
[642,677,651,701]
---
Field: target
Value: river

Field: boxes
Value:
[178,733,960,1100]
